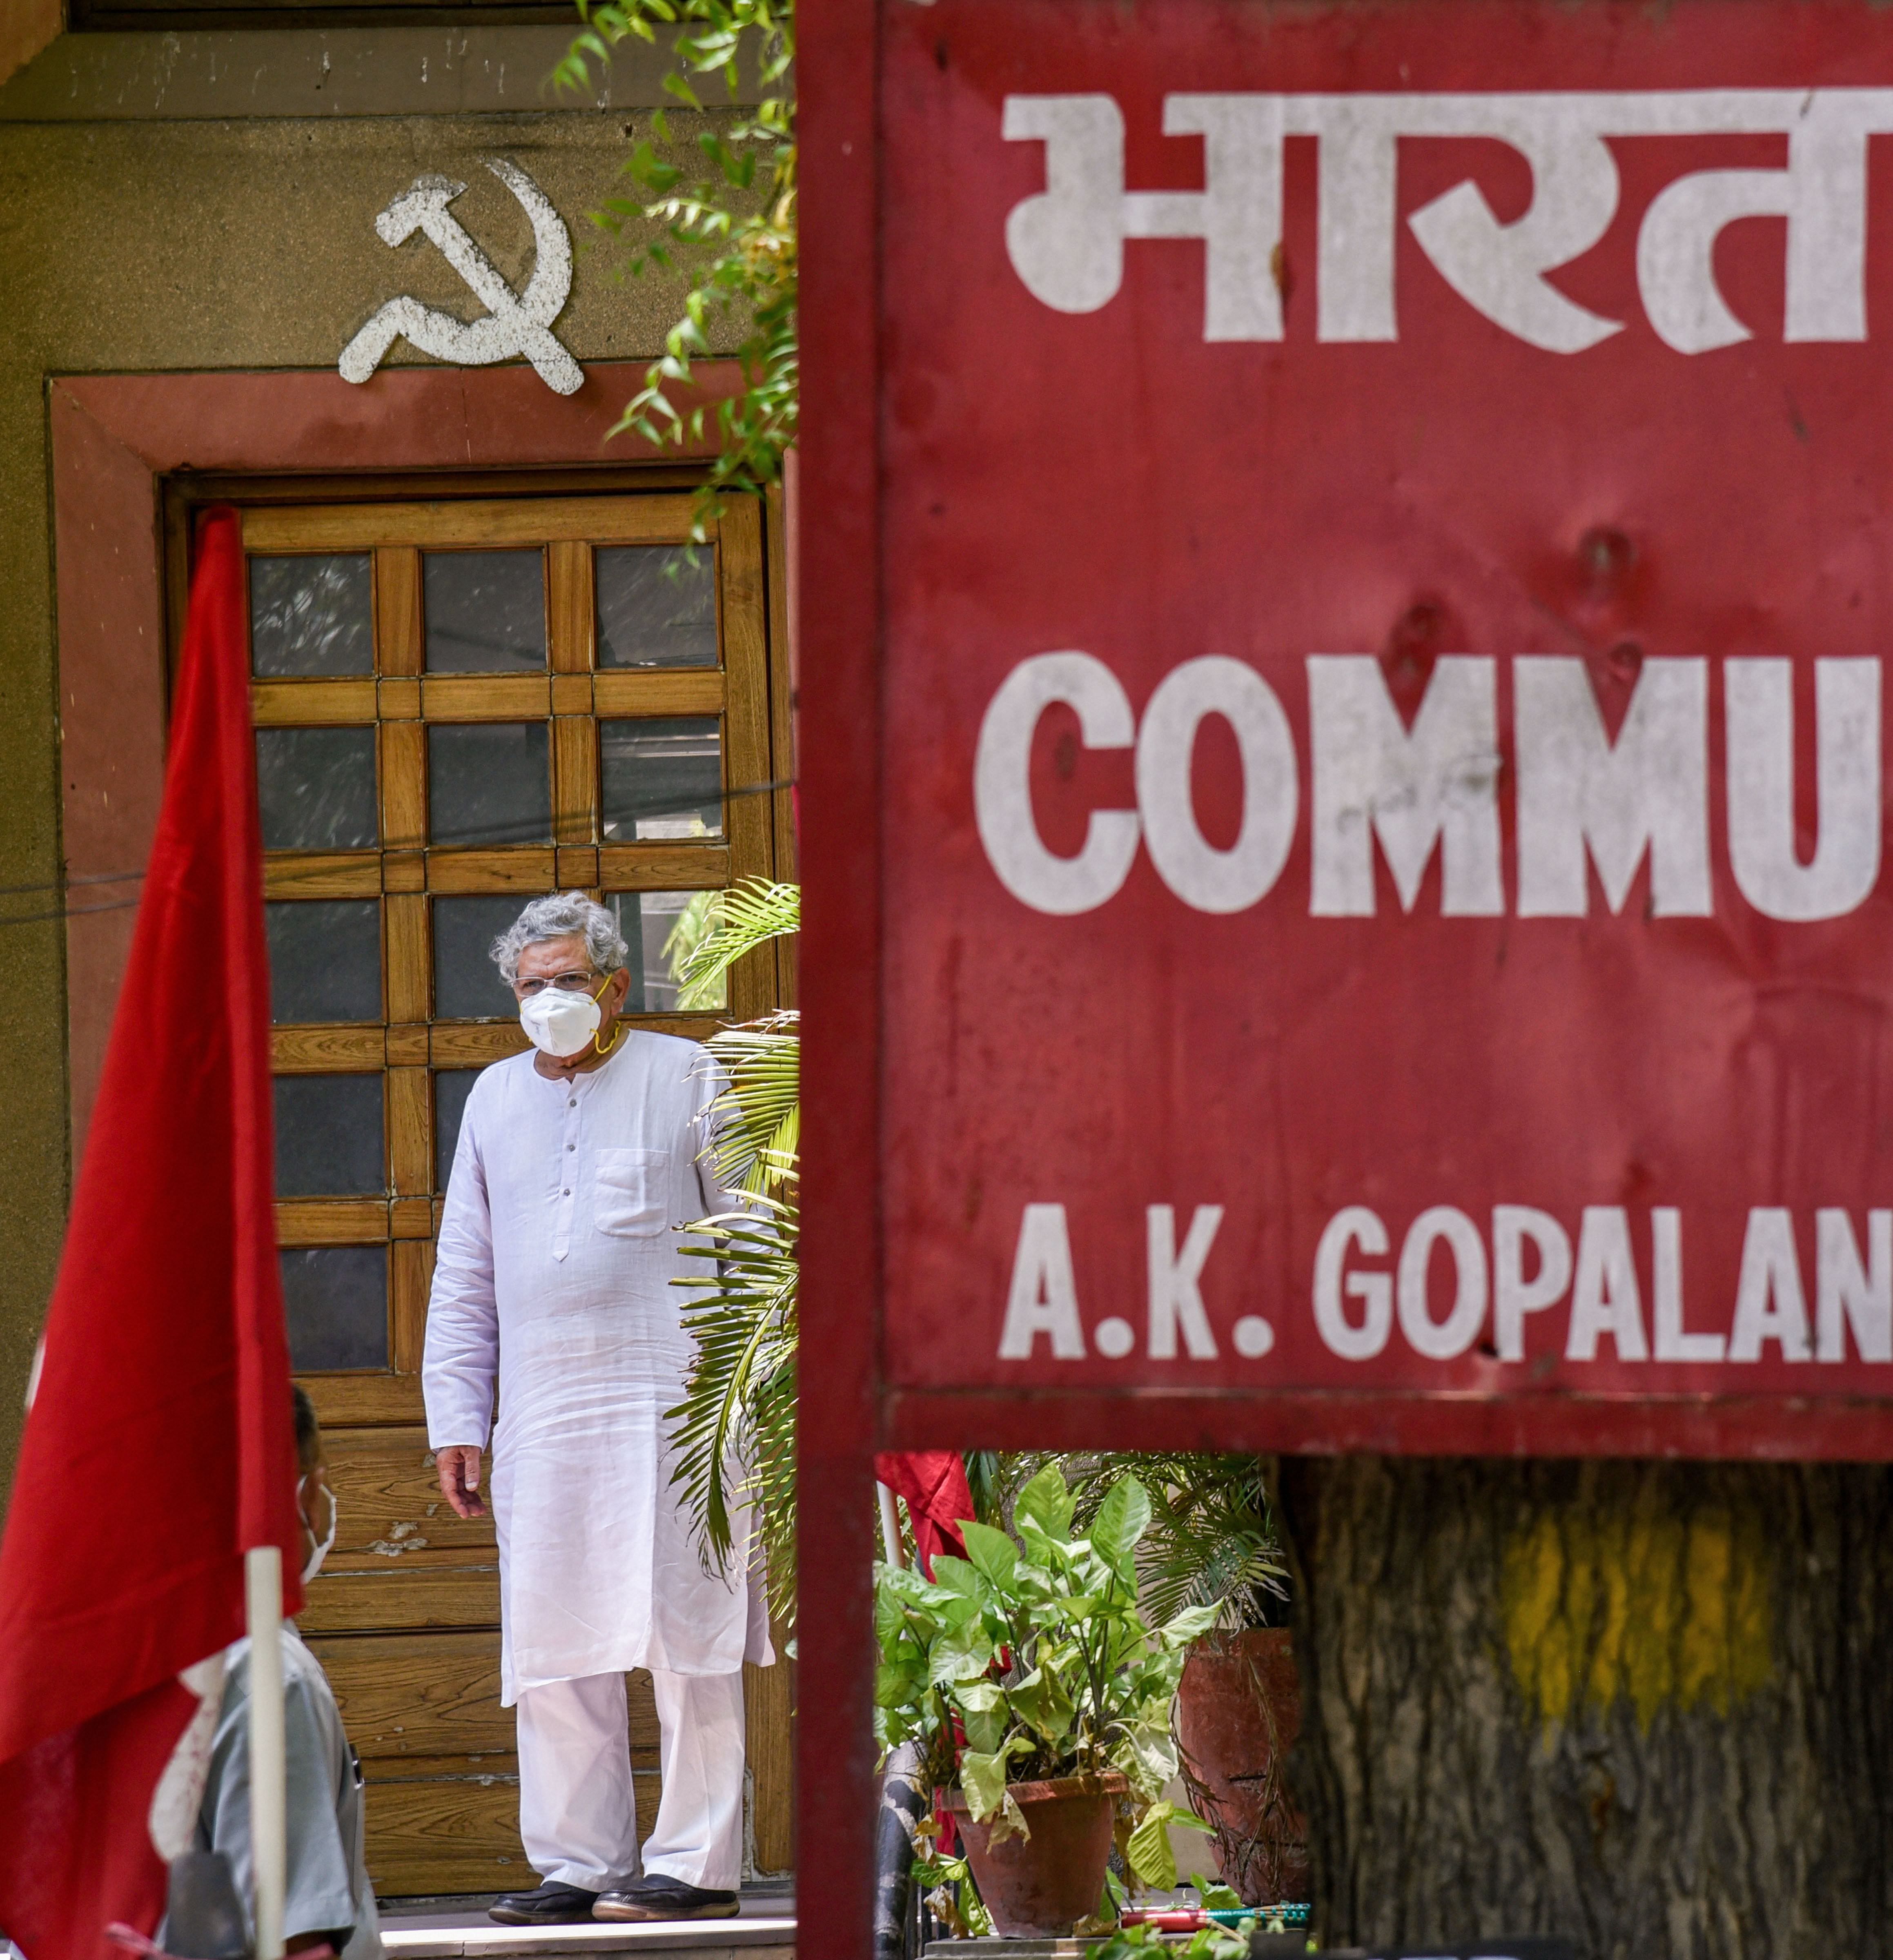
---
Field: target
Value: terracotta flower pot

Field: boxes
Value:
[1174,1627,1310,1904]
[949,1772,1127,1937]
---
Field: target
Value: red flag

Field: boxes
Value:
[0,508,304,1960]
[875,1452,975,1577]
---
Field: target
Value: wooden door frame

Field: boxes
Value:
[49,362,798,1884]
[49,361,776,1156]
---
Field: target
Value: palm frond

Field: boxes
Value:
[696,1013,800,1196]
[667,1193,799,1619]
[664,879,803,1623]
[962,1451,1011,1528]
[1134,1455,1288,1631]
[675,878,799,996]
[662,890,733,1010]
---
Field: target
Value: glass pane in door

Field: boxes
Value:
[434,1067,484,1189]
[274,1075,386,1197]
[250,555,374,678]
[281,1246,389,1371]
[423,550,548,672]
[265,901,382,1024]
[256,728,378,851]
[428,723,551,849]
[595,546,718,669]
[607,890,728,1012]
[599,718,722,841]
[433,895,530,1020]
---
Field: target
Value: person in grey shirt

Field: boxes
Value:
[189,1390,382,1960]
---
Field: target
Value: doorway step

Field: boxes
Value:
[381,1891,795,1960]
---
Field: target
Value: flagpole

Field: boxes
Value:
[876,1483,904,1568]
[244,1546,287,1960]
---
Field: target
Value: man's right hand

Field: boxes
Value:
[436,1444,488,1520]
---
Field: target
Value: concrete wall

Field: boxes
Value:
[0,0,62,93]
[0,24,742,1500]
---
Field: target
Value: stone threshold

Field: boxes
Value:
[381,1899,795,1960]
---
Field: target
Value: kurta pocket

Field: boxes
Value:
[593,1147,667,1235]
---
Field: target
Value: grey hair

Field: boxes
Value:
[490,891,630,988]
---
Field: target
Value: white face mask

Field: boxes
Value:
[519,981,605,1058]
[299,1474,338,1584]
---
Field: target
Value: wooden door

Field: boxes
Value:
[220,488,792,1895]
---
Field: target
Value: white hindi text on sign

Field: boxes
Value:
[1003,89,1893,352]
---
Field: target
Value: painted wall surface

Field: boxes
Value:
[0,34,740,1499]
[0,0,60,93]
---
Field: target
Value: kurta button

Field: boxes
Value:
[567,1143,575,1151]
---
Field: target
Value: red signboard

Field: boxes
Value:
[804,0,1893,1469]
[798,1,1893,1948]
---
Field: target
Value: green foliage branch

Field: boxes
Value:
[557,0,796,536]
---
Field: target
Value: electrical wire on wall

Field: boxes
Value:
[0,777,797,929]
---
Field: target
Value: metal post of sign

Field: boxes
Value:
[800,5,887,1960]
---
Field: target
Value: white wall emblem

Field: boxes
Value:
[340,157,582,395]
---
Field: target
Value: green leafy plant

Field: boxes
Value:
[665,879,800,1618]
[1123,1802,1216,1893]
[556,0,795,535]
[873,1460,1219,1867]
[671,1191,796,1615]
[671,876,799,1059]
[1186,1876,1246,1912]
[991,1453,1289,1633]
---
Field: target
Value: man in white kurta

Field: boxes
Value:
[423,893,770,1926]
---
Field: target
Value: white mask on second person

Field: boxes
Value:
[519,980,605,1058]
[300,1475,338,1584]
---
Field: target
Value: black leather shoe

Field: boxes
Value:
[488,1882,600,1925]
[593,1878,739,1922]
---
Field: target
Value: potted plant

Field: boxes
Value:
[1129,1455,1305,1907]
[1000,1453,1305,1908]
[874,1461,1220,1937]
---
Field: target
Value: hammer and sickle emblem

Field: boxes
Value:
[340,157,583,395]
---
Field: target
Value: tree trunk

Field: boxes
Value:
[1276,1457,1893,1958]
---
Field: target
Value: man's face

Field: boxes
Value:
[513,934,600,999]
[513,935,632,1053]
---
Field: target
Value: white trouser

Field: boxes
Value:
[514,1670,747,1893]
